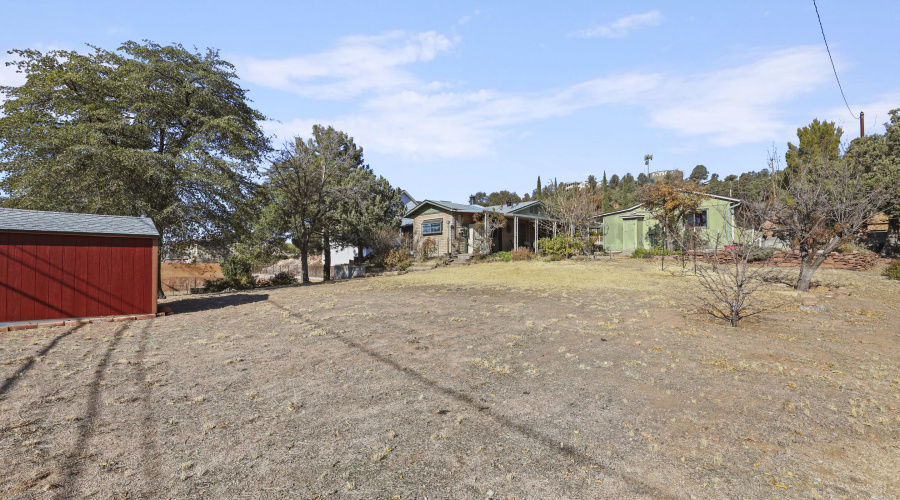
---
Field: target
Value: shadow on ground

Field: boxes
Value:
[161,292,270,314]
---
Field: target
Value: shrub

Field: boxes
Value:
[271,271,297,286]
[746,246,776,262]
[511,248,532,261]
[201,278,230,293]
[417,239,438,260]
[836,242,868,254]
[538,236,583,257]
[221,255,252,280]
[495,251,511,262]
[884,259,900,281]
[650,247,680,257]
[384,248,412,271]
[630,248,651,259]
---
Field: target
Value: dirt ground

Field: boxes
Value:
[1,259,898,498]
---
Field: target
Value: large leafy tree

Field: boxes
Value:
[0,41,270,296]
[333,171,404,259]
[265,125,369,283]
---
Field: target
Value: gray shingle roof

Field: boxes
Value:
[0,208,159,237]
[433,200,484,212]
[484,201,542,214]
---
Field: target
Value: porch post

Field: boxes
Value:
[534,218,539,253]
[514,216,519,250]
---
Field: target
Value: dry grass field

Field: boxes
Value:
[1,259,898,498]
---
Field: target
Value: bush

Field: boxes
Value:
[221,255,252,280]
[538,236,583,257]
[417,239,438,260]
[384,248,412,271]
[201,275,256,293]
[495,251,511,262]
[271,271,297,286]
[511,248,532,261]
[650,247,680,257]
[884,259,900,281]
[836,242,868,254]
[746,246,776,262]
[630,248,651,259]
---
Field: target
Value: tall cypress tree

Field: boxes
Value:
[601,171,611,213]
[536,176,542,199]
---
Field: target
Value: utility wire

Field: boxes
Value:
[812,0,858,120]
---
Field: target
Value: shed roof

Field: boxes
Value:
[0,208,160,237]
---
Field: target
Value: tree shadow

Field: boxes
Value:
[134,322,162,494]
[0,324,86,399]
[160,292,270,314]
[267,299,676,499]
[60,323,130,494]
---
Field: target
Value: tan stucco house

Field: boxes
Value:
[403,200,561,256]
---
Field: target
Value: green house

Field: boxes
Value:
[596,194,742,252]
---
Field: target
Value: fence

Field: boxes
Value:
[252,264,325,278]
[161,277,210,293]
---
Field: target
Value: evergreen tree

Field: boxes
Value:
[0,41,271,297]
[601,171,610,213]
[536,176,542,199]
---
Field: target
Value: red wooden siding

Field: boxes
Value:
[0,233,156,323]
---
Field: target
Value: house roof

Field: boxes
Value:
[594,193,743,219]
[0,207,160,237]
[404,200,483,218]
[483,200,543,214]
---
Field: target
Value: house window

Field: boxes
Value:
[421,219,442,235]
[686,210,708,228]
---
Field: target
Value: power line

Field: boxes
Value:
[812,0,858,120]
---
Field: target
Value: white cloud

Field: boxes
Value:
[576,10,663,39]
[234,31,455,100]
[648,46,833,145]
[458,10,480,26]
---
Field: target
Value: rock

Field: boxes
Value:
[159,306,173,314]
[801,296,817,307]
[116,359,130,365]
[799,305,827,313]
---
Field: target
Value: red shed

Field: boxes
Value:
[0,208,159,323]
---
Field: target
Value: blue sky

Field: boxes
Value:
[2,1,898,202]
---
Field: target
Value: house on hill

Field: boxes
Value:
[596,193,742,252]
[403,199,561,256]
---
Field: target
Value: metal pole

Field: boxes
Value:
[514,216,518,250]
[860,111,865,138]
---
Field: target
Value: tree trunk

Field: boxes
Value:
[299,234,310,283]
[796,237,840,291]
[796,260,816,292]
[157,247,166,299]
[357,243,364,263]
[323,230,331,281]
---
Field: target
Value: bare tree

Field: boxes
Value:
[770,151,889,291]
[543,186,602,254]
[473,209,507,255]
[689,202,786,326]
